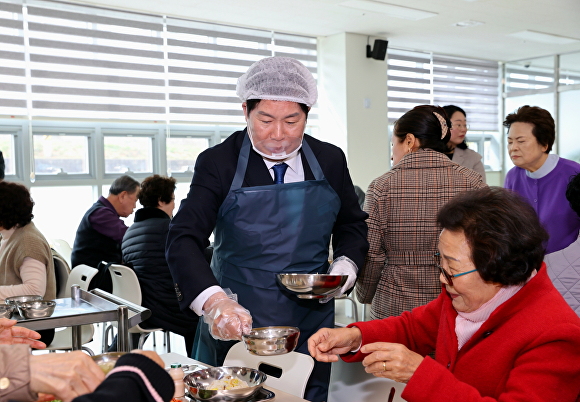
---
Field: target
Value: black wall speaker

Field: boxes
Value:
[366,39,388,61]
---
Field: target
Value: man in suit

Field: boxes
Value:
[166,56,368,402]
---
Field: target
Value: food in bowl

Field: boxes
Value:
[184,366,266,401]
[277,274,347,299]
[207,375,249,390]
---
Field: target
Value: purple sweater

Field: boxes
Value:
[504,157,580,253]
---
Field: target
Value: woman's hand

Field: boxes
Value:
[308,327,362,362]
[30,351,105,402]
[0,318,45,348]
[360,342,423,383]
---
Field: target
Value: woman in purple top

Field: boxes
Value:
[504,105,580,254]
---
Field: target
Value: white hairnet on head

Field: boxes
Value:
[236,57,317,107]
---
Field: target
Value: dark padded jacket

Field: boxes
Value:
[121,207,198,335]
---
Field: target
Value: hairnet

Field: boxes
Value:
[236,57,318,107]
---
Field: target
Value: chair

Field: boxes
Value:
[52,250,71,299]
[223,341,314,398]
[328,355,406,402]
[103,264,169,351]
[66,264,99,297]
[49,239,72,268]
[44,264,99,355]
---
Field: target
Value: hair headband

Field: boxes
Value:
[433,112,448,140]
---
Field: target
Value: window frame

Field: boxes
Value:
[31,125,95,181]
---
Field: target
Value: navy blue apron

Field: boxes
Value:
[193,133,341,402]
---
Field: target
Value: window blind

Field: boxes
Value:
[26,0,166,120]
[433,54,499,131]
[387,48,432,125]
[166,21,319,124]
[0,0,318,125]
[165,18,271,124]
[387,48,500,132]
[0,0,27,116]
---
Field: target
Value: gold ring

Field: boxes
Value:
[383,361,387,372]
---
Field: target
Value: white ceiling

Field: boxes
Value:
[67,0,580,63]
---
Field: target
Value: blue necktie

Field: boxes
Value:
[272,163,289,184]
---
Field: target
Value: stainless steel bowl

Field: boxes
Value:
[277,274,347,299]
[17,300,56,319]
[92,352,128,374]
[184,366,267,401]
[5,295,43,306]
[242,326,299,356]
[0,303,15,319]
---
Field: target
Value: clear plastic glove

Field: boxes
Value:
[202,290,252,341]
[319,256,358,304]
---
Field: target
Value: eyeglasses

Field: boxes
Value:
[433,252,477,286]
[451,124,470,130]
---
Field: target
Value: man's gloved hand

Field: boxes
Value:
[202,291,252,340]
[319,256,358,304]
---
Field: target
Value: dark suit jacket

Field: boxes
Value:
[166,129,369,313]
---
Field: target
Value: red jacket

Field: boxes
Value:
[345,265,580,401]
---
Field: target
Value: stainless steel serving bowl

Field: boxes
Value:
[277,274,347,299]
[5,295,43,306]
[0,303,15,319]
[242,326,299,356]
[17,300,56,319]
[92,352,128,374]
[184,366,267,401]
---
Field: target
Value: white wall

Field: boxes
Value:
[318,33,390,191]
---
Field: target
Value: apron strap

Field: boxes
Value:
[230,133,251,192]
[301,139,325,181]
[229,131,326,192]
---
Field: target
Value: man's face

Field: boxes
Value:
[243,100,306,161]
[118,188,139,217]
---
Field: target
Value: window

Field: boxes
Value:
[167,135,209,174]
[104,135,153,174]
[33,133,89,175]
[505,57,555,94]
[387,48,501,170]
[30,186,94,245]
[0,132,16,176]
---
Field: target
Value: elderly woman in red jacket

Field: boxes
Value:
[309,187,580,401]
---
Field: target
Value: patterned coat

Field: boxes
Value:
[356,148,485,319]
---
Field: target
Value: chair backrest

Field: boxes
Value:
[52,251,71,298]
[223,342,314,398]
[108,264,142,305]
[328,355,406,402]
[49,238,72,268]
[66,264,99,297]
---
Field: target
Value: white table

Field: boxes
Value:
[160,352,309,402]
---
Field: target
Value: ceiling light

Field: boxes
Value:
[453,20,484,28]
[508,30,579,45]
[340,0,437,20]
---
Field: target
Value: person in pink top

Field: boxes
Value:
[309,187,580,402]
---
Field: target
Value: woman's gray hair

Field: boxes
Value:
[109,175,140,195]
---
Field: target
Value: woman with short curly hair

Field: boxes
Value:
[121,175,198,355]
[0,181,56,345]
